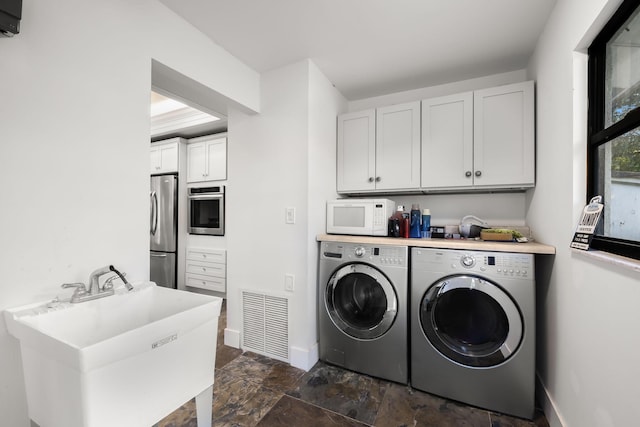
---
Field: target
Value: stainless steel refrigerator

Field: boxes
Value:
[150,174,177,288]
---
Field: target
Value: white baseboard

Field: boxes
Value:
[536,373,565,427]
[289,342,319,371]
[224,328,240,348]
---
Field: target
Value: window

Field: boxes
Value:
[588,0,640,260]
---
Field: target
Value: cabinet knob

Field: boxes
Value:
[475,170,482,177]
[368,177,374,182]
[375,177,381,182]
[465,171,472,177]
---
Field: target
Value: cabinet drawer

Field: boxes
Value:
[186,248,226,263]
[186,260,225,278]
[186,274,225,293]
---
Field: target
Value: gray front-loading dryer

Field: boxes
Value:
[318,241,408,384]
[411,247,535,419]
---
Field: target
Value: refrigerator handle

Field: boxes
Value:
[150,191,158,235]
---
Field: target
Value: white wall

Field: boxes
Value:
[226,60,346,369]
[0,1,259,425]
[527,0,640,426]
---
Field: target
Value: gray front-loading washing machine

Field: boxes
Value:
[318,241,408,384]
[411,247,535,419]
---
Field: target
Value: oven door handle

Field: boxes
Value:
[188,194,223,200]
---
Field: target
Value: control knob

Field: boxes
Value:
[461,255,475,268]
[354,247,366,257]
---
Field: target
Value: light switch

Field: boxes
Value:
[285,274,295,292]
[285,207,296,224]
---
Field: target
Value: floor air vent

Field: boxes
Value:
[242,291,289,362]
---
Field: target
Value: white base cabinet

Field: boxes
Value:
[185,247,226,293]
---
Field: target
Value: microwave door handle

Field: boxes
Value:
[150,191,158,235]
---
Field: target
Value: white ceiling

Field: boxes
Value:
[159,0,557,100]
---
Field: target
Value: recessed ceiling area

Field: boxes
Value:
[150,90,224,141]
[158,0,558,100]
[150,60,229,141]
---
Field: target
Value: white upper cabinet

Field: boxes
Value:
[421,81,535,191]
[375,102,421,191]
[421,92,473,189]
[473,81,535,189]
[337,110,376,192]
[337,102,420,193]
[187,135,227,183]
[150,139,180,174]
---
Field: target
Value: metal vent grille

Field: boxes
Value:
[242,291,289,361]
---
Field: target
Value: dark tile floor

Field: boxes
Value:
[157,302,549,427]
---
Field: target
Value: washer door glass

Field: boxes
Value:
[326,263,397,340]
[420,275,522,367]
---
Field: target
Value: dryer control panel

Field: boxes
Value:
[413,248,533,280]
[457,252,534,279]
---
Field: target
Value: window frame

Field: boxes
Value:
[587,0,640,261]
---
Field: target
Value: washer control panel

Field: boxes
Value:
[321,242,407,267]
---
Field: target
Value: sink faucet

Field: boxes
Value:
[88,266,112,295]
[61,265,132,303]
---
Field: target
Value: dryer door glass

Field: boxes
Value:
[326,263,397,340]
[420,275,522,367]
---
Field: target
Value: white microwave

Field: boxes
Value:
[326,199,395,236]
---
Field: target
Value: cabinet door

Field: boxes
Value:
[337,110,376,192]
[421,92,473,190]
[186,142,207,183]
[160,143,178,173]
[150,146,162,174]
[150,142,178,174]
[205,138,227,181]
[473,81,535,188]
[376,102,421,190]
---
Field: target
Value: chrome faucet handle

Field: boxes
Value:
[102,274,124,291]
[61,282,88,299]
[61,282,86,291]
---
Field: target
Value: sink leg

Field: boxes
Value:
[195,384,213,427]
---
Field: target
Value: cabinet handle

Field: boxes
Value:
[475,170,482,177]
[368,177,374,182]
[375,177,381,182]
[465,171,472,177]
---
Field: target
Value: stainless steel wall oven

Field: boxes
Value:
[188,186,225,236]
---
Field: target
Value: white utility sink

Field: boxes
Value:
[4,281,222,427]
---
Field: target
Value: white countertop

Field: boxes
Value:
[317,234,556,255]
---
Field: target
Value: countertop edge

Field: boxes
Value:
[316,234,556,255]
